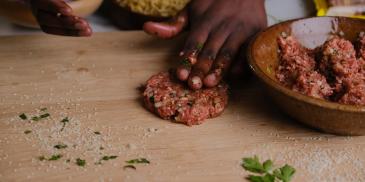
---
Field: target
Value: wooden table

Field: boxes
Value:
[0,32,364,182]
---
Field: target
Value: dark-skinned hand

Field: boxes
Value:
[28,0,92,36]
[144,0,267,89]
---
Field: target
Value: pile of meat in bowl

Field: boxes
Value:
[276,33,365,106]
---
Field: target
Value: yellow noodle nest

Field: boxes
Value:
[114,0,190,17]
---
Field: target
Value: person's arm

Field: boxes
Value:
[27,0,92,36]
[144,0,267,89]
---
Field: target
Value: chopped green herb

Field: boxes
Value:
[181,58,191,67]
[38,156,46,161]
[94,131,101,135]
[54,144,68,149]
[19,113,27,120]
[149,96,155,103]
[123,165,136,170]
[60,117,69,131]
[242,156,296,182]
[66,159,71,163]
[99,147,104,150]
[24,130,32,134]
[31,116,40,121]
[48,154,62,161]
[40,113,50,118]
[102,155,118,161]
[40,108,47,111]
[126,158,150,164]
[76,158,86,167]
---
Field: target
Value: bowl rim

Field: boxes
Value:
[247,16,365,113]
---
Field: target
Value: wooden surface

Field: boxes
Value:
[0,32,365,182]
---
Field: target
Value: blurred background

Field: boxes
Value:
[0,0,315,36]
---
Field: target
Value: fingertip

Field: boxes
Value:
[176,67,190,81]
[79,27,92,36]
[189,76,202,90]
[203,74,218,88]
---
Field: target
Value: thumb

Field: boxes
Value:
[143,9,188,39]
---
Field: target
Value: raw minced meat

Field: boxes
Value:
[143,71,228,126]
[276,34,365,105]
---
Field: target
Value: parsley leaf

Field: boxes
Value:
[273,165,296,182]
[242,156,296,182]
[248,174,275,182]
[263,160,273,173]
[242,156,265,173]
[76,158,86,167]
[19,113,27,120]
[126,158,150,164]
[31,116,40,121]
[94,131,101,135]
[24,130,32,134]
[38,156,46,161]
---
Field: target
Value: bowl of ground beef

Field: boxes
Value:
[248,16,365,135]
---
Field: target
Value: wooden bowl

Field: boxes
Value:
[247,16,365,136]
[0,0,103,28]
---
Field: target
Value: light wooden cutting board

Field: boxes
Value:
[0,32,364,182]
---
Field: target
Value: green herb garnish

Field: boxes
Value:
[94,131,101,135]
[181,58,191,67]
[40,113,50,118]
[102,155,118,161]
[48,154,62,161]
[99,147,104,150]
[24,130,32,134]
[95,155,118,165]
[126,158,150,164]
[19,113,27,120]
[242,156,295,182]
[60,117,69,131]
[123,165,136,170]
[66,159,71,163]
[54,144,68,149]
[76,158,86,167]
[273,165,296,182]
[31,116,40,121]
[149,96,155,103]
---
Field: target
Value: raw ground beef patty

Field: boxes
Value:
[277,34,365,105]
[143,71,228,126]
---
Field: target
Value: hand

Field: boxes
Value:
[29,0,92,36]
[144,0,267,89]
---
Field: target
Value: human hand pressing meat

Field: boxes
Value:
[144,0,267,90]
[27,0,92,36]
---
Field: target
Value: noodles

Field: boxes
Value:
[114,0,190,17]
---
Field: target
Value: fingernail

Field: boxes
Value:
[191,76,202,89]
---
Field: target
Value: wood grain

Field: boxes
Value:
[0,32,364,182]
